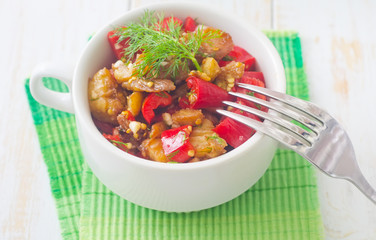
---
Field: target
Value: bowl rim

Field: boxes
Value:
[73,1,286,171]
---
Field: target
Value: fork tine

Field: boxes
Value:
[223,100,315,145]
[237,83,329,126]
[229,91,322,134]
[216,109,311,151]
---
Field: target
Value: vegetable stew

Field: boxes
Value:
[88,11,267,163]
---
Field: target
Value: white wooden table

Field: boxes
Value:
[1,0,375,239]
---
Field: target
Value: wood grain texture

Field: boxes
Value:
[1,0,375,239]
[131,0,272,29]
[275,0,376,239]
[0,1,130,239]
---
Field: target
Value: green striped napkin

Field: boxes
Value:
[25,31,323,240]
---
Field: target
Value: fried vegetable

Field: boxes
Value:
[121,78,176,92]
[215,61,245,91]
[171,109,204,127]
[140,138,168,162]
[198,27,234,61]
[149,121,168,139]
[88,68,126,124]
[127,92,144,117]
[188,70,211,82]
[201,57,221,80]
[112,60,134,83]
[218,61,245,79]
[117,111,134,130]
[190,119,227,159]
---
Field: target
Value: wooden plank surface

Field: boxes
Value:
[275,1,376,239]
[1,0,375,239]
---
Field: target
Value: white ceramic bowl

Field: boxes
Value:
[30,2,285,212]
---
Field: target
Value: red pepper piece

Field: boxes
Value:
[103,133,131,152]
[183,16,197,32]
[161,125,194,162]
[241,71,265,83]
[237,75,266,100]
[218,60,228,67]
[103,133,121,142]
[120,110,136,121]
[107,30,129,60]
[213,109,260,148]
[235,74,268,112]
[178,96,190,109]
[160,17,183,31]
[186,76,230,109]
[142,91,172,124]
[219,46,256,71]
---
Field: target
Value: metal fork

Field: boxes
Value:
[217,83,376,204]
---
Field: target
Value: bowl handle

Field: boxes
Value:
[30,63,75,113]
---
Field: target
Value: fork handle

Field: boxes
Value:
[347,169,376,204]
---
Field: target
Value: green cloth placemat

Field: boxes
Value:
[25,31,323,240]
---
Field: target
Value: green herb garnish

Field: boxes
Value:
[206,134,226,145]
[115,10,221,79]
[167,150,180,159]
[109,139,131,151]
[167,161,180,164]
[222,55,234,61]
[155,91,169,98]
[246,92,262,110]
[198,147,212,153]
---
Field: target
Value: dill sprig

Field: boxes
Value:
[114,10,221,79]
